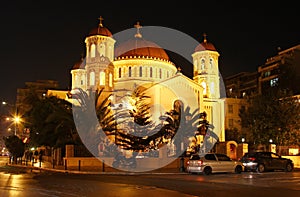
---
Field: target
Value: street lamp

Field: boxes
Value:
[13,115,21,136]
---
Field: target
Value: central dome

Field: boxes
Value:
[115,37,170,61]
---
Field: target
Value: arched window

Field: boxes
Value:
[99,71,105,86]
[90,71,95,86]
[201,81,207,95]
[129,67,132,77]
[201,59,205,70]
[209,58,213,69]
[91,44,96,58]
[80,75,85,85]
[139,66,142,77]
[99,43,105,57]
[150,67,153,77]
[210,82,215,94]
[118,67,122,78]
[75,75,79,86]
[159,68,162,79]
[109,73,113,87]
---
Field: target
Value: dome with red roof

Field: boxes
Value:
[88,16,112,37]
[194,34,217,52]
[115,37,170,61]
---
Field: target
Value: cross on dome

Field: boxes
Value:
[134,21,142,38]
[98,16,104,27]
[203,33,207,43]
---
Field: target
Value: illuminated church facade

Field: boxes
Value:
[68,18,225,147]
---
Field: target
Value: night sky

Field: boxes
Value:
[1,0,300,102]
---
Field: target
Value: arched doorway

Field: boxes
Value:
[226,141,237,160]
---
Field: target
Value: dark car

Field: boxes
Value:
[239,151,294,173]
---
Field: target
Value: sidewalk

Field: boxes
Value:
[8,160,186,175]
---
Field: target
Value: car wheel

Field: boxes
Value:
[203,167,212,175]
[257,164,265,173]
[285,163,293,172]
[235,165,243,174]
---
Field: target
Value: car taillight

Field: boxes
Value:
[248,157,256,161]
[198,160,203,165]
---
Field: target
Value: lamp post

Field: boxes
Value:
[2,101,21,136]
[13,116,21,136]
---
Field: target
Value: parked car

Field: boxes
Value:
[239,151,294,173]
[186,153,244,175]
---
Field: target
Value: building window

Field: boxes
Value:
[99,43,105,57]
[229,119,234,128]
[167,71,169,78]
[270,77,278,87]
[210,82,215,94]
[99,71,105,86]
[264,71,271,78]
[201,59,205,70]
[119,67,122,78]
[91,44,96,58]
[129,67,132,77]
[228,104,233,113]
[159,68,162,79]
[150,67,153,77]
[109,73,113,87]
[89,71,95,86]
[139,66,142,77]
[201,81,207,95]
[81,75,85,85]
[209,58,213,69]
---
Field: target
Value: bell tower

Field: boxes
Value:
[84,16,116,94]
[192,33,220,99]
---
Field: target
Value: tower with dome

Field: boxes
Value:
[68,17,225,151]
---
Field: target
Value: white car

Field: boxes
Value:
[186,153,244,175]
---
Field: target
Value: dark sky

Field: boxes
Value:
[1,0,300,102]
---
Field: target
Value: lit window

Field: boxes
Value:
[242,92,246,97]
[91,44,96,58]
[201,81,207,95]
[90,71,95,86]
[210,82,215,94]
[270,78,278,87]
[99,71,105,86]
[229,88,233,93]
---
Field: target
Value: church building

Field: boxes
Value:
[57,17,225,153]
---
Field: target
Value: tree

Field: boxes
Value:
[4,135,25,163]
[72,88,118,157]
[115,87,157,152]
[24,94,80,149]
[240,89,300,148]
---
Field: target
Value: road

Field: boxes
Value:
[1,156,300,197]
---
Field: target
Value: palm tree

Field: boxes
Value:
[71,88,118,157]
